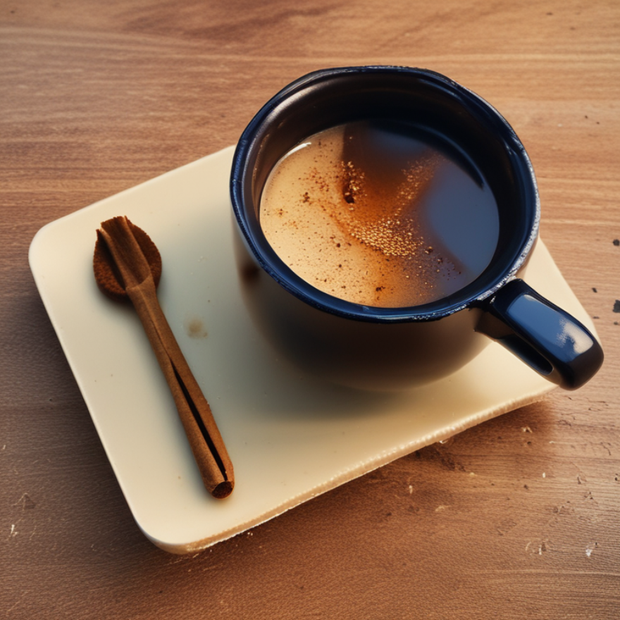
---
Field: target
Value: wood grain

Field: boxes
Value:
[1,1,619,618]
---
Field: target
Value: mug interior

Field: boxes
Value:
[231,66,539,321]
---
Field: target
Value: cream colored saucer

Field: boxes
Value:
[29,146,597,554]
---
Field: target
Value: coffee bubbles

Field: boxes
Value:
[259,120,500,308]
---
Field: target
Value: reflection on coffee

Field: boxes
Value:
[259,120,500,307]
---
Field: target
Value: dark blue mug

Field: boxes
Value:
[230,66,603,390]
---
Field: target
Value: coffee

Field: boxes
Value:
[259,120,499,307]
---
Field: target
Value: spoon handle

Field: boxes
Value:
[126,275,234,498]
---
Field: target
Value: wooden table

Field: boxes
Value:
[2,1,618,618]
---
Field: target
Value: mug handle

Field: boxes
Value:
[476,279,604,390]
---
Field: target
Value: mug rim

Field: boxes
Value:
[230,65,540,322]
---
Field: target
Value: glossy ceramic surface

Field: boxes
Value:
[231,66,539,321]
[231,66,603,389]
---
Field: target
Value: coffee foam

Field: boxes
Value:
[259,123,492,307]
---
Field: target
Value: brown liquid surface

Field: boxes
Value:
[260,121,499,307]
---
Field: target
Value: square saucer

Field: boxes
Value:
[29,146,597,554]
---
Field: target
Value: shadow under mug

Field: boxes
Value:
[230,66,603,391]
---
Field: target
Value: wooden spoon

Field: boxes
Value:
[93,216,234,499]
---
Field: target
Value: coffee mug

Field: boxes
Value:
[230,66,603,391]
